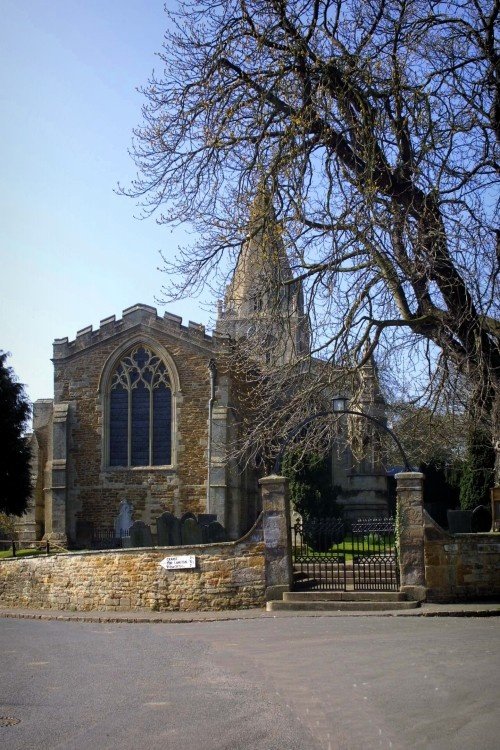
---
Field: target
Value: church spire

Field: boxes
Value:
[223,182,292,317]
[216,184,310,364]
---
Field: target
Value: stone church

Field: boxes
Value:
[18,193,388,546]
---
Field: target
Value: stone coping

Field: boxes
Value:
[0,513,264,563]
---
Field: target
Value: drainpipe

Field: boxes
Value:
[207,359,217,511]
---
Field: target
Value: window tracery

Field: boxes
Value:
[109,345,172,466]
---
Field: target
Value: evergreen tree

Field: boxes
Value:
[282,451,341,522]
[0,352,31,515]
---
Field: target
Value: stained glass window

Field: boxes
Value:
[109,346,172,466]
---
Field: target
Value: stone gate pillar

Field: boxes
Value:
[259,475,293,601]
[395,472,426,602]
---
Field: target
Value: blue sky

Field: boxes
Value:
[1,1,209,405]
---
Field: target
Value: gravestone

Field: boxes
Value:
[471,504,492,533]
[197,514,217,543]
[447,509,472,534]
[201,523,211,543]
[129,520,153,548]
[207,521,228,543]
[75,520,94,548]
[156,512,182,546]
[181,517,203,545]
[180,512,197,524]
[114,499,134,539]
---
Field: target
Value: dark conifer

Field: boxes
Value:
[0,351,31,515]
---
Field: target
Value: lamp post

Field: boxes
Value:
[273,397,410,474]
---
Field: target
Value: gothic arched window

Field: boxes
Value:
[108,346,172,466]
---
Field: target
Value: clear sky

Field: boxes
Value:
[1,1,209,406]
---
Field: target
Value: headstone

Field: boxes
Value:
[197,514,217,543]
[180,512,197,524]
[114,499,134,539]
[201,523,210,543]
[207,521,228,543]
[471,505,492,533]
[181,517,203,545]
[156,512,182,546]
[447,509,472,534]
[129,520,153,548]
[75,520,94,548]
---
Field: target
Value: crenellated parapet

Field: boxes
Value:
[52,303,217,360]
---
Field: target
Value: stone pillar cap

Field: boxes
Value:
[394,471,425,479]
[259,474,287,485]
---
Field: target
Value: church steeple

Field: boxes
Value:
[216,185,310,364]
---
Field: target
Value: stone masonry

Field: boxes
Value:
[424,513,500,602]
[395,472,427,602]
[0,521,266,612]
[23,304,259,546]
[259,475,293,601]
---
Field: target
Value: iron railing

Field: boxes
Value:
[292,516,399,591]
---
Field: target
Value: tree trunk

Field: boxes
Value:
[494,388,500,487]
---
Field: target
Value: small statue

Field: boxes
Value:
[114,499,133,538]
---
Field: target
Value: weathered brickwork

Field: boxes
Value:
[397,473,500,602]
[424,513,500,602]
[0,534,266,612]
[395,472,427,602]
[48,306,230,542]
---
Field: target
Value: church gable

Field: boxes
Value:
[53,303,216,364]
[36,304,227,545]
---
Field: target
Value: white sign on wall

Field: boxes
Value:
[159,555,196,570]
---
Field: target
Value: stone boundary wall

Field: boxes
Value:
[0,517,265,612]
[424,512,500,602]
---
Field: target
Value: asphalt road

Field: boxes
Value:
[1,615,498,749]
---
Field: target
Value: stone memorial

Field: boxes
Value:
[207,521,228,543]
[156,511,182,546]
[114,499,134,540]
[447,509,472,534]
[75,520,94,549]
[471,504,492,533]
[129,520,153,548]
[181,517,203,545]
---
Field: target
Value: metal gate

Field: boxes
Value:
[291,517,399,591]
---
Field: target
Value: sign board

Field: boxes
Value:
[159,554,196,570]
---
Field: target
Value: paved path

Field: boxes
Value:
[1,601,500,622]
[1,614,499,749]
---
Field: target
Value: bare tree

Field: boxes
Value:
[125,0,500,477]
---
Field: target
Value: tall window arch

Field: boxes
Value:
[108,345,172,466]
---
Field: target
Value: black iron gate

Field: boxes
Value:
[291,517,399,591]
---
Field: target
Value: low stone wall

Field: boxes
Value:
[424,512,500,602]
[0,518,265,612]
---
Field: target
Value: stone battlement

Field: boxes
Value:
[52,303,216,359]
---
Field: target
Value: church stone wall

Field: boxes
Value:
[50,305,221,543]
[424,514,500,602]
[0,536,266,612]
